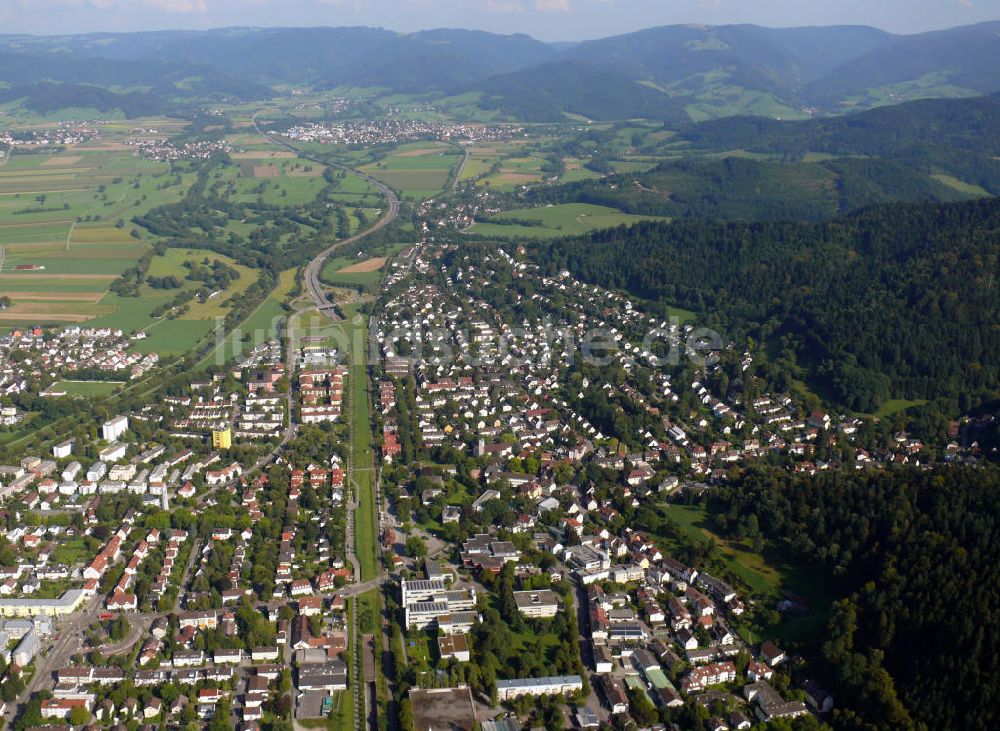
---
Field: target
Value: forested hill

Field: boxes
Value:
[1,23,999,120]
[523,95,1000,221]
[720,465,1000,730]
[677,94,1000,194]
[527,156,972,222]
[533,197,1000,413]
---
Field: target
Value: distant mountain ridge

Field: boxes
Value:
[0,22,998,120]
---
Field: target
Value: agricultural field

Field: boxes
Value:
[475,153,548,190]
[0,145,193,326]
[319,242,407,289]
[467,202,670,238]
[456,147,500,183]
[226,154,331,206]
[558,157,601,183]
[361,142,463,201]
[0,133,381,350]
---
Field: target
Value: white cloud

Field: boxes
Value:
[146,0,208,11]
[24,0,209,10]
[481,0,526,12]
[535,0,570,10]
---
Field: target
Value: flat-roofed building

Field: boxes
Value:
[405,601,450,630]
[402,579,477,629]
[513,590,560,619]
[298,661,348,692]
[401,579,447,604]
[496,675,583,701]
[438,611,479,635]
[409,687,477,731]
[0,589,87,617]
[101,415,129,442]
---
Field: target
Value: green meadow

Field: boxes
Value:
[468,202,670,238]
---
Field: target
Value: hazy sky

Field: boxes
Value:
[0,0,995,41]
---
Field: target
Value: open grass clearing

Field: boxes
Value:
[865,398,930,419]
[77,292,170,333]
[231,173,328,206]
[51,380,123,397]
[51,538,91,566]
[609,159,661,174]
[199,267,297,366]
[931,174,990,196]
[665,503,782,597]
[559,157,601,183]
[661,502,838,644]
[132,319,216,356]
[468,202,670,238]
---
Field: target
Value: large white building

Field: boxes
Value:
[513,590,560,619]
[401,579,447,604]
[101,415,129,442]
[0,589,87,618]
[401,579,477,629]
[52,439,74,459]
[496,675,583,701]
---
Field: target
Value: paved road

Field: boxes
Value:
[103,615,153,656]
[571,579,609,723]
[251,111,401,315]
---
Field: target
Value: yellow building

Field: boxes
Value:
[212,428,232,450]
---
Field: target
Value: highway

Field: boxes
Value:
[251,111,401,316]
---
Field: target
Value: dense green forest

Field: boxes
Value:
[715,465,1000,730]
[473,62,684,122]
[533,197,1000,413]
[0,82,169,117]
[527,156,970,221]
[524,95,1000,222]
[676,95,1000,194]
